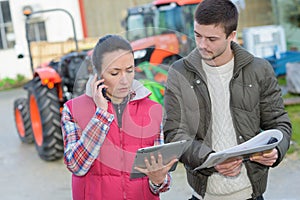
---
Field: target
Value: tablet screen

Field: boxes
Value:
[130,140,188,179]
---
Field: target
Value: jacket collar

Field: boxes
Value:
[85,77,151,102]
[184,41,254,76]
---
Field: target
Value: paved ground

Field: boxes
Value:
[161,157,300,200]
[1,88,299,200]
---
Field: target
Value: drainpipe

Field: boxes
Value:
[78,0,88,38]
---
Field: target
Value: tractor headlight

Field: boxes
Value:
[134,50,147,59]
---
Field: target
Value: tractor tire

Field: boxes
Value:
[13,98,34,144]
[28,77,63,161]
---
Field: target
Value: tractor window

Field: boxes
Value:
[156,4,197,38]
[181,4,198,38]
[143,11,157,38]
[158,5,184,33]
[128,15,144,31]
[126,7,158,41]
[127,15,145,41]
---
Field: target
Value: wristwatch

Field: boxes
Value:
[149,180,163,189]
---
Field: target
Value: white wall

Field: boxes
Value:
[0,0,83,79]
[0,49,32,78]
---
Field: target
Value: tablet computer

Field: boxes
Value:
[130,140,188,179]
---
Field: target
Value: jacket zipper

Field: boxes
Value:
[118,103,126,199]
[118,116,126,199]
[229,69,256,194]
[111,102,126,199]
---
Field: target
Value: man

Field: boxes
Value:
[163,0,292,199]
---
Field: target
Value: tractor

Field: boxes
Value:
[123,0,202,66]
[13,8,92,161]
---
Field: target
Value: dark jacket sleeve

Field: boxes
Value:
[163,63,214,172]
[259,59,292,167]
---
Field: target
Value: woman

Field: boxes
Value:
[61,34,177,200]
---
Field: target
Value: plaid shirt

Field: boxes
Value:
[61,104,171,194]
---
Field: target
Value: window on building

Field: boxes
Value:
[0,0,15,49]
[28,21,47,42]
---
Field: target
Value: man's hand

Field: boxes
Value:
[134,153,178,185]
[250,148,278,166]
[215,158,243,177]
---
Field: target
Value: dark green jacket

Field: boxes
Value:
[163,42,292,199]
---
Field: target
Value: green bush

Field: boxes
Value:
[277,76,287,86]
[16,74,26,82]
[0,74,28,91]
[285,104,300,155]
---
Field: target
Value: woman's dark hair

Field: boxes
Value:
[194,0,238,38]
[92,34,133,73]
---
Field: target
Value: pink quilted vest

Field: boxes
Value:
[66,94,162,200]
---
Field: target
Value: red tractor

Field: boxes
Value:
[122,0,202,105]
[123,0,202,66]
[14,51,91,161]
[13,9,92,161]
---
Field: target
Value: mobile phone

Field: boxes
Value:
[96,77,110,101]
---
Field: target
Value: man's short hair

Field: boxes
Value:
[194,0,238,37]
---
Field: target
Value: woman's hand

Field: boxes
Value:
[91,74,108,111]
[134,153,178,185]
[215,158,243,177]
[250,148,278,166]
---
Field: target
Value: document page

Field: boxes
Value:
[194,129,283,170]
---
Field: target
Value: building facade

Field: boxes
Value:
[1,0,299,79]
[0,0,84,78]
[0,0,152,79]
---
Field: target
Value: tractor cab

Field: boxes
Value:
[153,0,198,39]
[125,3,157,42]
[124,0,201,66]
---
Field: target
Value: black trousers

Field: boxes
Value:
[189,195,264,200]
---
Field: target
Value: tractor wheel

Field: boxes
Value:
[29,77,63,161]
[13,98,34,144]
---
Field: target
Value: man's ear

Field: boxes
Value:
[229,31,237,42]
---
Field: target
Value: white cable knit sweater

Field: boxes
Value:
[202,58,252,200]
